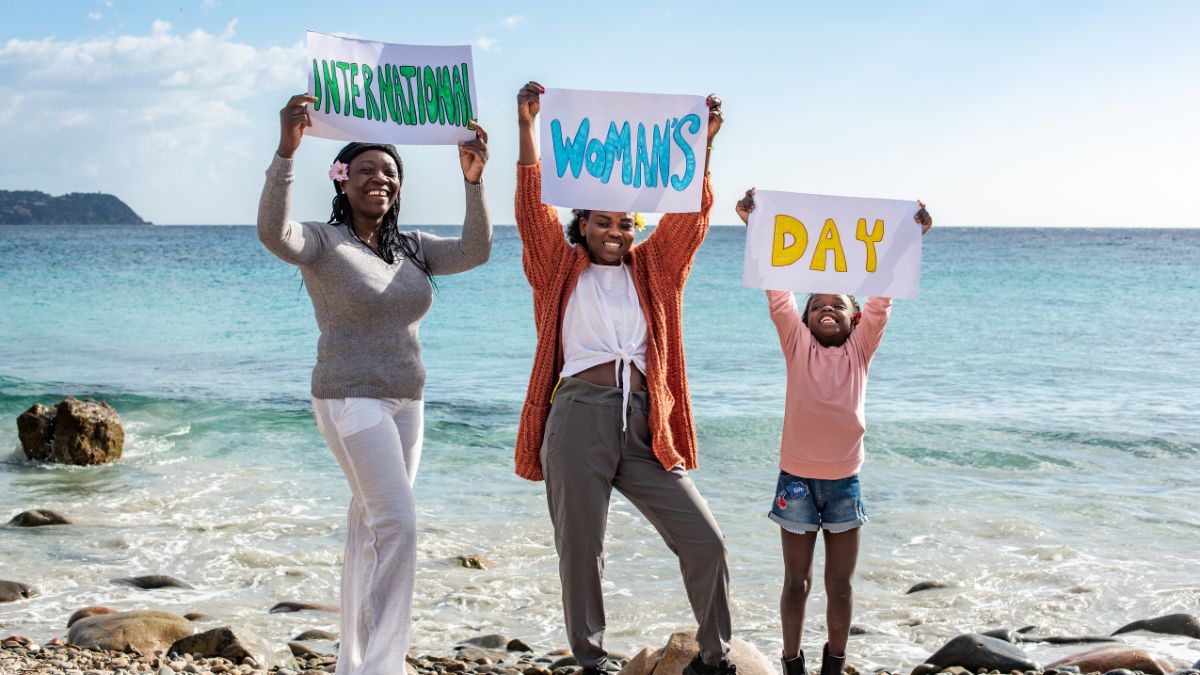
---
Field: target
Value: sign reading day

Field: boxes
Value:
[539,88,709,213]
[306,31,476,145]
[743,190,924,299]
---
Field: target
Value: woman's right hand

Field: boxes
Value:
[734,188,756,225]
[517,81,543,127]
[277,93,317,159]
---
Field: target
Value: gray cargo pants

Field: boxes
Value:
[539,377,731,668]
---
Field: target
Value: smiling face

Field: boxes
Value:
[581,210,636,265]
[341,149,400,224]
[805,293,857,347]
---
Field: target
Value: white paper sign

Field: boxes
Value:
[538,88,708,212]
[742,190,923,299]
[305,31,476,145]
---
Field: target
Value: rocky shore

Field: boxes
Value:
[2,618,1198,675]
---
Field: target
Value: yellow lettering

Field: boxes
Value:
[856,218,885,272]
[771,215,808,267]
[810,219,847,272]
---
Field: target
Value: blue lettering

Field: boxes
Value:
[670,113,700,191]
[634,123,650,188]
[585,138,606,178]
[550,117,590,179]
[652,120,671,188]
[602,121,633,185]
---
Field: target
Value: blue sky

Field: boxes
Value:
[2,1,1197,226]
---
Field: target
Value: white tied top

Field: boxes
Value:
[561,262,649,430]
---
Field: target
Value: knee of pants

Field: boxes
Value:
[362,503,416,543]
[680,524,727,560]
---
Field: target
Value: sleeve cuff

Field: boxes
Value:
[268,153,295,180]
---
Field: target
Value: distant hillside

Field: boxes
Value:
[0,190,149,225]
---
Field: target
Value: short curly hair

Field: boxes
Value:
[566,209,590,245]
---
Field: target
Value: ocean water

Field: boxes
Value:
[1,224,1198,669]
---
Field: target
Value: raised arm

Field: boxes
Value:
[417,180,492,275]
[849,296,893,358]
[515,81,571,287]
[766,289,807,354]
[416,121,493,275]
[636,95,724,281]
[257,94,325,265]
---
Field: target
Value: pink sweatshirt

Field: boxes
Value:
[767,291,892,480]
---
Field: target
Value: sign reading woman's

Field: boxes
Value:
[743,190,924,299]
[305,31,477,145]
[539,88,709,213]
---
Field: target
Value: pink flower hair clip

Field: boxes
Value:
[328,161,349,183]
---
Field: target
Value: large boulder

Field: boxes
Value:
[1112,613,1200,640]
[8,508,72,527]
[1048,646,1174,675]
[922,634,1038,673]
[0,580,37,603]
[67,610,194,654]
[169,625,294,669]
[68,606,116,628]
[18,398,124,465]
[617,631,774,675]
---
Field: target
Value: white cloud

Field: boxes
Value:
[220,17,238,40]
[88,11,103,20]
[0,20,304,223]
[473,36,500,52]
[502,15,525,28]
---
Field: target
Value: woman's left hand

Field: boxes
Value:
[915,200,933,235]
[734,187,755,225]
[459,120,489,185]
[706,94,724,146]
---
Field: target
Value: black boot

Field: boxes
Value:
[683,653,738,675]
[781,651,807,675]
[819,643,846,675]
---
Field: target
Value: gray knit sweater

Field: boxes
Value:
[257,153,492,400]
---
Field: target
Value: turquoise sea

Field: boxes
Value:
[1,224,1198,668]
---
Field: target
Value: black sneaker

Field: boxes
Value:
[683,653,738,675]
[819,643,846,675]
[781,651,807,675]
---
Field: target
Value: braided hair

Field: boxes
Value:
[566,209,590,246]
[327,142,435,286]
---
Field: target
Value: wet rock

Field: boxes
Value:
[909,664,941,675]
[68,610,194,654]
[1048,646,1174,675]
[1103,669,1137,675]
[922,634,1037,673]
[456,554,493,570]
[460,647,509,663]
[293,630,337,642]
[0,580,37,603]
[185,612,217,622]
[982,628,1018,644]
[114,575,194,590]
[289,641,335,658]
[169,626,294,669]
[18,398,125,465]
[906,581,954,594]
[1112,613,1200,640]
[550,656,579,669]
[8,508,72,527]
[617,631,774,675]
[507,639,533,652]
[269,601,339,614]
[1025,635,1120,645]
[459,634,510,650]
[67,606,116,628]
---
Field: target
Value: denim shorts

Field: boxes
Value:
[768,471,868,534]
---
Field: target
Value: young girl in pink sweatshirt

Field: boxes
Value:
[735,188,932,675]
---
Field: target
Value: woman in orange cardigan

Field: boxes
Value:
[513,81,733,675]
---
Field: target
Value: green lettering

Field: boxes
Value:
[423,66,438,125]
[311,59,322,111]
[454,62,472,127]
[377,65,399,124]
[322,60,341,114]
[415,66,426,124]
[437,65,454,126]
[399,65,418,124]
[349,62,365,119]
[363,63,380,121]
[336,61,352,116]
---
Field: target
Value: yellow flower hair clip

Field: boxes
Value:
[634,213,646,232]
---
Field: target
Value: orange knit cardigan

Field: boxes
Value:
[513,161,714,481]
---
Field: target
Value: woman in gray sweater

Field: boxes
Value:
[258,93,492,675]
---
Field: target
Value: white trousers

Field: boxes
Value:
[312,396,424,675]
